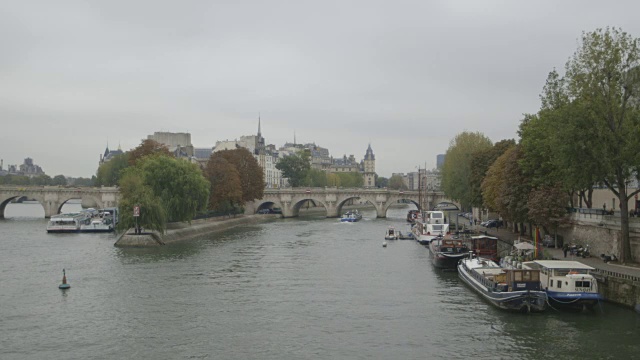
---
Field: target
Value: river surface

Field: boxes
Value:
[1,203,639,359]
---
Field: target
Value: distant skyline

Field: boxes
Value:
[2,1,640,177]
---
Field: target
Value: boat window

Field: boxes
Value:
[575,281,591,288]
[550,279,554,287]
[557,281,562,289]
[514,272,522,281]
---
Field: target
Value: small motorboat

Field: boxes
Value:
[340,210,363,222]
[384,226,399,240]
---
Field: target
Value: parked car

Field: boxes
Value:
[485,220,503,228]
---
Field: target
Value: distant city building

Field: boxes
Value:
[214,118,284,188]
[147,132,194,158]
[362,144,375,188]
[99,144,124,165]
[436,154,445,169]
[396,168,440,192]
[0,158,45,178]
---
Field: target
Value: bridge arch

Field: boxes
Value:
[290,197,328,217]
[255,200,284,214]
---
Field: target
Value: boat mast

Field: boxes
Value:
[418,165,422,212]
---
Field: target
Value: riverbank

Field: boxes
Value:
[476,224,640,310]
[114,214,277,247]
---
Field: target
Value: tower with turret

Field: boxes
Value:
[362,144,376,188]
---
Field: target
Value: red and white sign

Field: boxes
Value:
[133,205,140,217]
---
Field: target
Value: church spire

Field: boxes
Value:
[258,113,261,137]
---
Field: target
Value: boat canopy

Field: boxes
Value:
[529,260,595,270]
[513,242,535,250]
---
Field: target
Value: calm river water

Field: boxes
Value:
[1,203,639,359]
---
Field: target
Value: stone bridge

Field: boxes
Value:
[245,187,456,218]
[0,186,120,218]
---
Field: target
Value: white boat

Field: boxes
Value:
[80,218,114,233]
[340,210,362,222]
[521,260,604,311]
[384,226,399,240]
[46,212,91,233]
[411,211,449,245]
[79,207,118,233]
[458,255,547,313]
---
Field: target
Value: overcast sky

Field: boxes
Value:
[2,1,640,178]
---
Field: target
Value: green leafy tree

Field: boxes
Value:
[519,73,603,208]
[529,27,640,262]
[139,155,210,223]
[528,183,570,237]
[96,153,129,186]
[51,175,67,186]
[30,175,52,186]
[335,172,364,188]
[388,174,408,190]
[305,168,328,187]
[327,173,341,187]
[276,151,311,187]
[375,176,389,188]
[501,145,532,230]
[117,167,167,233]
[72,177,94,186]
[441,131,493,209]
[205,155,243,212]
[469,139,515,208]
[216,148,264,202]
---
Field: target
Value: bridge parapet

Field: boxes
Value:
[250,187,453,218]
[0,186,120,218]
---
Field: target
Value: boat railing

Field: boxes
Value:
[592,269,640,283]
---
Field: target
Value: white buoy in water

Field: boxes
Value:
[58,269,70,290]
[382,241,387,247]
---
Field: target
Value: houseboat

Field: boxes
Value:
[458,255,547,313]
[46,212,90,233]
[429,237,470,269]
[411,211,449,245]
[521,260,603,311]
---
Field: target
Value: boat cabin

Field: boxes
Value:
[435,238,468,254]
[414,211,449,236]
[522,260,598,293]
[470,235,498,261]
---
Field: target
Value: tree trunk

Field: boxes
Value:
[615,175,633,263]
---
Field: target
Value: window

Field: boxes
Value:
[550,279,554,287]
[558,281,562,289]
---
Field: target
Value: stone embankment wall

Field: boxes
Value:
[115,214,276,247]
[556,213,640,309]
[557,213,640,260]
[598,275,640,309]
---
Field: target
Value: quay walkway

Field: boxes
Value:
[476,226,640,280]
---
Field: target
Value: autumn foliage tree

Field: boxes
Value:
[215,148,264,203]
[128,139,173,166]
[204,155,243,212]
